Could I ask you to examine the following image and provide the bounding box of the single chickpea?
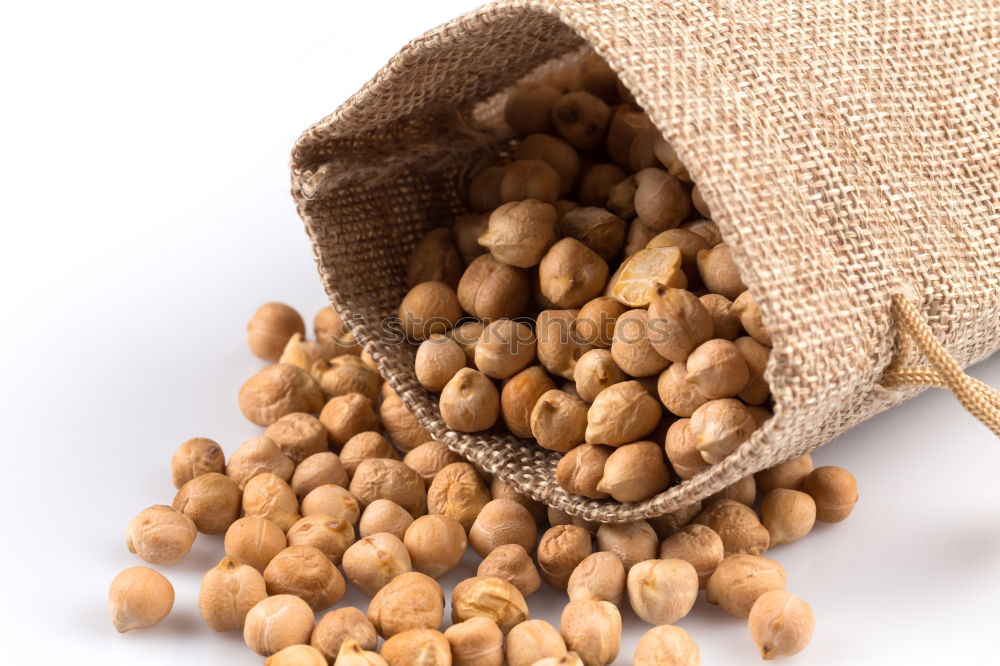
[336,638,388,666]
[573,349,627,403]
[320,355,381,402]
[301,484,360,524]
[224,516,287,571]
[606,104,654,169]
[694,499,770,556]
[470,498,538,557]
[451,576,530,633]
[264,545,345,611]
[759,489,816,546]
[658,524,724,589]
[477,544,542,597]
[683,217,721,246]
[647,286,714,363]
[490,477,546,523]
[653,137,692,182]
[518,134,580,198]
[707,474,758,507]
[398,281,462,341]
[536,309,593,380]
[264,645,327,666]
[505,85,561,137]
[480,199,558,267]
[415,335,466,392]
[427,461,491,530]
[690,398,758,464]
[451,320,484,364]
[343,532,412,596]
[690,183,710,217]
[597,441,672,503]
[379,387,432,452]
[311,607,378,662]
[558,207,626,261]
[633,625,700,666]
[646,228,709,287]
[452,212,491,263]
[732,290,772,346]
[551,91,612,151]
[244,594,315,656]
[476,318,537,379]
[367,571,445,638]
[699,293,742,340]
[579,52,619,101]
[556,444,613,499]
[530,389,588,452]
[606,175,637,219]
[696,244,746,300]
[626,558,698,625]
[499,159,562,204]
[402,441,463,487]
[501,366,556,438]
[538,238,609,309]
[198,557,267,632]
[532,653,586,666]
[314,306,362,356]
[755,454,813,493]
[226,435,295,490]
[126,505,197,565]
[287,514,355,565]
[748,589,816,660]
[291,452,349,498]
[380,629,451,666]
[457,254,531,320]
[734,336,771,404]
[800,466,858,522]
[566,551,626,606]
[248,302,306,361]
[340,431,399,477]
[349,458,426,516]
[596,521,658,572]
[171,437,225,488]
[319,392,381,449]
[612,246,686,309]
[665,418,709,479]
[445,617,504,666]
[264,413,328,464]
[560,600,621,666]
[633,168,690,231]
[406,227,464,290]
[706,554,787,618]
[610,309,671,377]
[108,566,174,633]
[239,364,326,427]
[575,297,627,349]
[173,472,242,534]
[403,514,468,579]
[279,332,333,380]
[359,499,414,540]
[685,338,750,399]
[657,362,709,417]
[506,619,568,666]
[242,472,301,532]
[624,218,659,256]
[440,368,500,433]
[585,381,662,446]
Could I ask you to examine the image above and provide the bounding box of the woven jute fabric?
[291,0,1000,522]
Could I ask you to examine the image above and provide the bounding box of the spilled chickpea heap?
[109,52,860,665]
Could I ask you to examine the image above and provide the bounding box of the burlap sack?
[290,0,1000,522]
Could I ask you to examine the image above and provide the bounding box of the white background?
[2,1,999,664]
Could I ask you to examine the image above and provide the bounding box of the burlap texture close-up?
[290,0,1000,523]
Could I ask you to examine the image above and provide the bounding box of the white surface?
[2,1,999,664]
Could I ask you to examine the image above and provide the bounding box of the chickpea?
[597,441,671,503]
[697,244,746,300]
[311,607,378,661]
[224,516,287,571]
[627,558,698,625]
[633,625,700,666]
[653,136,692,181]
[505,85,561,137]
[647,501,703,540]
[500,366,555,438]
[518,134,580,198]
[573,349,626,403]
[457,254,530,320]
[633,168,690,231]
[264,545,345,611]
[605,104,655,169]
[759,489,816,546]
[452,576,530,633]
[575,297,626,349]
[452,212,491,262]
[406,227,463,290]
[506,619,568,666]
[659,524,724,588]
[264,645,327,666]
[623,218,658,256]
[734,336,771,404]
[755,453,813,493]
[476,319,537,379]
[800,466,858,522]
[490,477,546,523]
[226,436,294,490]
[694,500,770,556]
[343,532,412,597]
[427,462,491,530]
[451,320,484,364]
[301,484,360,524]
[198,557,266,632]
[707,474,758,507]
[656,363,708,417]
[287,514,355,565]
[566,551,626,606]
[612,246,686,308]
[126,505,197,565]
[336,638,388,666]
[404,514,468,579]
[705,554,786,618]
[439,368,500,433]
[108,566,174,633]
[445,617,504,666]
[379,387,432,452]
[470,498,538,557]
[380,629,451,666]
[367,571,445,638]
[748,589,816,660]
[171,437,225,489]
[340,431,399,477]
[558,207,626,261]
[480,199,558,267]
[173,472,241,535]
[585,381,662,446]
[242,472,301,531]
[610,309,670,377]
[415,335,466,392]
[538,238,609,309]
[291,452,349,498]
[263,413,328,464]
[359,499,414,540]
[320,354,381,403]
[578,163,627,207]
[690,398,758,464]
[239,364,326,427]
[402,441,463,487]
[477,544,542,597]
[536,309,593,380]
[699,293,742,340]
[560,600,621,666]
[732,289,772,346]
[314,306,362,356]
[664,418,707,479]
[499,159,561,204]
[349,458,426,516]
[596,521,658,571]
[535,524,592,590]
[551,91,612,151]
[319,393,381,450]
[248,302,306,361]
[398,281,462,341]
[530,389,588,452]
[647,286,714,363]
[244,595,315,656]
[556,444,613,499]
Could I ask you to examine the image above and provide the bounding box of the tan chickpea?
[415,335,466,392]
[613,246,686,308]
[359,499,414,540]
[610,309,670,377]
[596,520,658,571]
[458,254,531,320]
[632,168,690,232]
[224,516,287,571]
[690,398,758,464]
[734,336,771,404]
[380,387,432,452]
[171,437,225,488]
[655,523,719,591]
[335,638,388,666]
[579,52,618,100]
[343,532,412,597]
[748,589,816,660]
[320,355,381,403]
[291,452,349,498]
[264,545,344,611]
[697,244,746,300]
[518,133,580,197]
[380,629,451,666]
[427,462,491,530]
[538,238,609,309]
[532,652,587,666]
[398,281,462,341]
[262,413,326,464]
[694,499,770,556]
[707,474,758,506]
[801,466,859,522]
[656,363,708,418]
[406,227,464,290]
[606,104,654,169]
[551,91,612,151]
[108,566,174,633]
[646,228,710,285]
[403,514,468,579]
[126,505,196,565]
[319,392,381,450]
[596,441,671,503]
[759,489,816,546]
[647,500,703,540]
[452,212,491,262]
[646,286,714,363]
[705,554,786,618]
[499,159,561,204]
[558,207,626,261]
[755,454,813,493]
[244,594,315,656]
[505,84,561,136]
[198,557,266,632]
[500,366,556,438]
[311,607,378,661]
[566,551,626,606]
[264,645,327,666]
[536,309,593,380]
[367,571,445,638]
[633,625,700,666]
[301,484,360,524]
[476,319,537,380]
[624,218,658,256]
[732,289,772,346]
[506,619,568,666]
[444,617,504,666]
[573,349,627,403]
[402,441,462,487]
[652,136,692,181]
[287,514,355,564]
[173,472,241,534]
[560,600,621,666]
[627,558,698,625]
[477,544,542,597]
[529,389,588,452]
[664,419,708,479]
[556,444,613,499]
[349,458,426,516]
[470,498,538,557]
[490,477,546,523]
[314,306,362,356]
[239,364,325,427]
[575,297,627,350]
[243,473,301,532]
[585,381,661,446]
[685,339,750,399]
[690,183,710,217]
[480,199,558,267]
[226,436,294,490]
[606,175,637,219]
[248,302,306,362]
[439,368,500,433]
[279,330,332,381]
[452,576,530,633]
[699,293,742,340]
[449,321,483,366]
[340,431,399,477]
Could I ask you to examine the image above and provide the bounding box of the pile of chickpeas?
[108,53,861,665]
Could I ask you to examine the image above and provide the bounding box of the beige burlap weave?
[290,0,1000,522]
